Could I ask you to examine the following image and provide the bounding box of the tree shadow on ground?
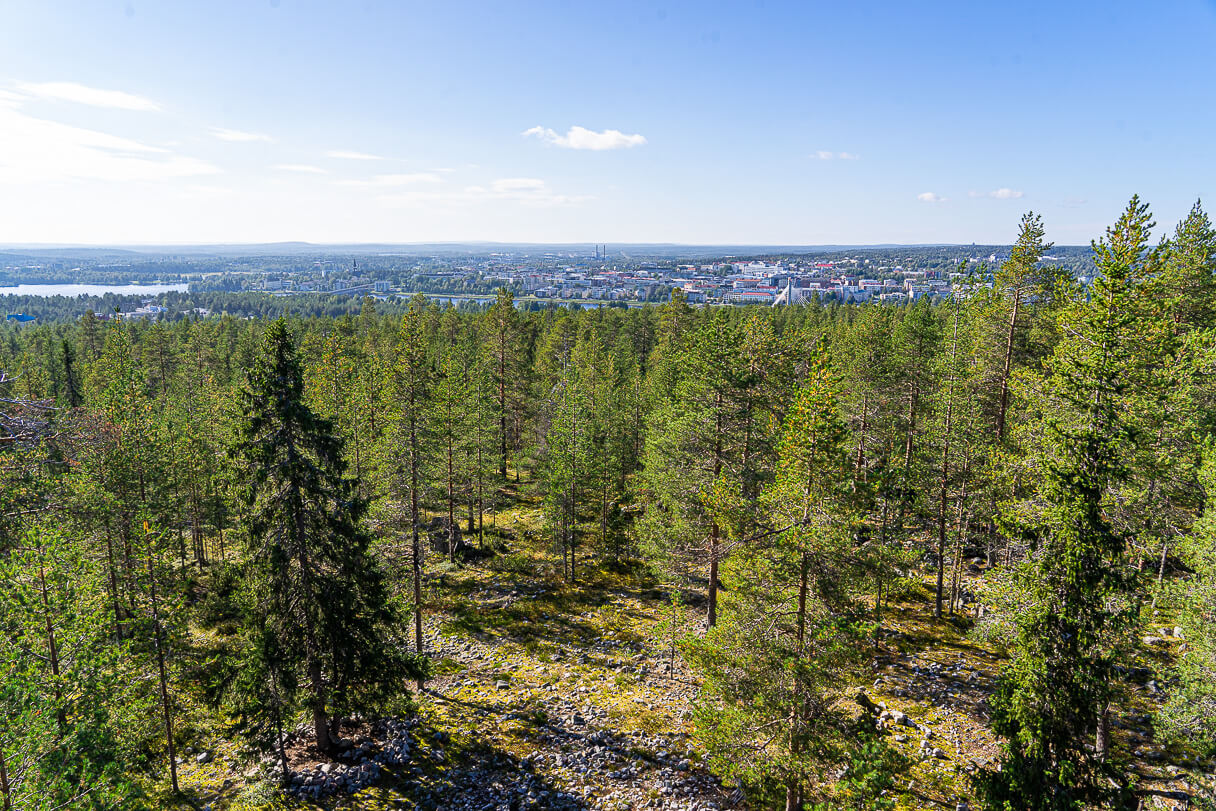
[318,712,592,811]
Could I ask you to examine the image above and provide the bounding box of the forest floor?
[153,500,1215,811]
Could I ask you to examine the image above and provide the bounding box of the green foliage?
[226,318,421,756]
[2,200,1215,806]
[810,736,908,811]
[652,588,686,676]
[979,197,1163,810]
[687,347,874,808]
[0,524,147,808]
[1159,439,1216,753]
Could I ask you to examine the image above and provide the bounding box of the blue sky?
[1,0,1213,245]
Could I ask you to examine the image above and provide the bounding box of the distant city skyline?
[1,0,1213,246]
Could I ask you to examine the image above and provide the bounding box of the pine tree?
[536,319,600,580]
[486,288,524,479]
[687,346,872,809]
[1157,200,1216,335]
[637,310,790,626]
[386,298,433,662]
[430,346,473,562]
[981,198,1159,809]
[992,214,1056,442]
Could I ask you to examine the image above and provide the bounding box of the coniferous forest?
[6,197,1216,810]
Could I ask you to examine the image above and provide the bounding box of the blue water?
[0,283,189,297]
[422,296,494,306]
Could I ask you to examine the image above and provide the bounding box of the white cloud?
[273,164,327,174]
[210,127,275,143]
[326,149,383,160]
[970,188,1024,200]
[523,125,647,151]
[491,177,545,193]
[377,177,589,208]
[13,80,159,111]
[338,172,444,187]
[812,150,859,160]
[0,102,218,183]
[917,192,946,203]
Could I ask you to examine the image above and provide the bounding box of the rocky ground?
[165,540,1216,810]
[410,573,740,811]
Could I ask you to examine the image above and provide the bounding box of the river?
[0,283,189,297]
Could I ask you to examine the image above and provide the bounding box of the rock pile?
[283,717,414,800]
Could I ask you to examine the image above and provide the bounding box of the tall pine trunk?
[707,399,724,628]
[0,739,10,811]
[446,428,456,564]
[498,339,508,478]
[936,301,960,618]
[35,544,66,734]
[996,289,1020,443]
[144,528,179,792]
[410,410,424,686]
[785,552,810,811]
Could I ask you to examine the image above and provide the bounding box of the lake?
[0,283,189,297]
[422,295,495,306]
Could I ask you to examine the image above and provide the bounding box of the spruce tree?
[230,319,416,755]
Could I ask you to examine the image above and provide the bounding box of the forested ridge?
[4,197,1216,810]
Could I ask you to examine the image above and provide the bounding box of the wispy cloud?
[491,177,545,193]
[811,150,859,160]
[523,125,647,151]
[917,192,946,203]
[0,96,217,183]
[378,177,589,208]
[969,188,1024,200]
[338,172,444,188]
[210,127,275,143]
[13,80,160,111]
[273,164,327,174]
[326,149,383,160]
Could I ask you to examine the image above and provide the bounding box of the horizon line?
[0,240,1092,251]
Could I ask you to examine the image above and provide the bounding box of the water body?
[0,283,189,297]
[422,295,495,306]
